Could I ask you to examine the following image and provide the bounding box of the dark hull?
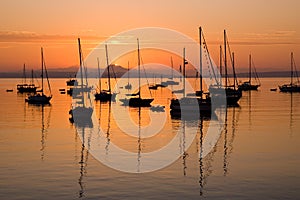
[170,97,212,119]
[209,86,242,105]
[94,92,116,102]
[128,98,154,107]
[279,84,300,92]
[17,84,37,93]
[66,79,78,86]
[238,83,260,91]
[26,94,52,104]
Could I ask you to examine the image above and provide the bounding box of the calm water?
[0,77,300,199]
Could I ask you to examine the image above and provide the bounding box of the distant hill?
[0,64,298,78]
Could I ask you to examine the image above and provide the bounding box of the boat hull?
[238,82,260,91]
[209,86,242,105]
[17,84,37,93]
[26,94,52,104]
[128,98,154,107]
[279,84,300,92]
[95,92,117,102]
[170,97,212,119]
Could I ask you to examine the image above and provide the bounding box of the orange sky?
[0,0,299,72]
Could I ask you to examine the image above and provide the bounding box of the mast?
[31,69,34,85]
[23,63,26,84]
[224,30,228,88]
[291,52,293,85]
[232,52,236,89]
[249,54,252,84]
[137,38,141,99]
[171,56,174,80]
[41,48,44,95]
[183,48,186,97]
[199,26,203,99]
[219,45,222,86]
[127,61,130,85]
[97,57,101,91]
[105,44,111,94]
[78,38,84,105]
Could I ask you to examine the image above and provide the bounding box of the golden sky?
[0,0,299,72]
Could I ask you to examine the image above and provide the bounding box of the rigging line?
[43,53,52,95]
[251,58,261,85]
[226,37,237,87]
[292,55,300,83]
[201,31,219,85]
[140,55,153,98]
[110,63,120,93]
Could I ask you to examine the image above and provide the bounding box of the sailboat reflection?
[74,119,93,198]
[27,104,52,160]
[196,117,219,196]
[223,106,239,176]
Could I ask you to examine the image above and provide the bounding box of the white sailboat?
[69,38,93,124]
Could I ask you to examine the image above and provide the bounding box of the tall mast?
[171,56,174,80]
[199,26,203,99]
[78,38,84,105]
[249,54,252,84]
[97,57,101,91]
[105,44,111,94]
[224,30,228,88]
[232,52,236,89]
[31,69,34,85]
[137,38,141,99]
[291,52,293,85]
[219,45,222,86]
[183,48,186,98]
[23,63,26,84]
[41,47,44,95]
[127,61,130,85]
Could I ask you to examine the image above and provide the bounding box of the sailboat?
[148,74,158,90]
[124,61,132,90]
[238,54,261,91]
[69,38,93,124]
[94,44,117,102]
[66,74,78,86]
[161,56,179,86]
[170,46,212,118]
[17,64,37,93]
[26,48,52,104]
[209,30,242,105]
[120,39,154,107]
[279,52,300,92]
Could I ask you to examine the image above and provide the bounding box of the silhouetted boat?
[148,74,158,90]
[124,61,132,90]
[69,38,93,122]
[17,64,37,93]
[279,52,300,92]
[94,45,117,102]
[161,56,179,86]
[150,105,165,112]
[6,89,13,92]
[238,54,261,91]
[120,39,153,107]
[26,48,52,104]
[66,77,78,86]
[209,30,242,105]
[170,44,212,118]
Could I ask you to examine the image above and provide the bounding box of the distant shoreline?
[0,70,297,78]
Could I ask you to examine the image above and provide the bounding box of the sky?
[0,0,299,72]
